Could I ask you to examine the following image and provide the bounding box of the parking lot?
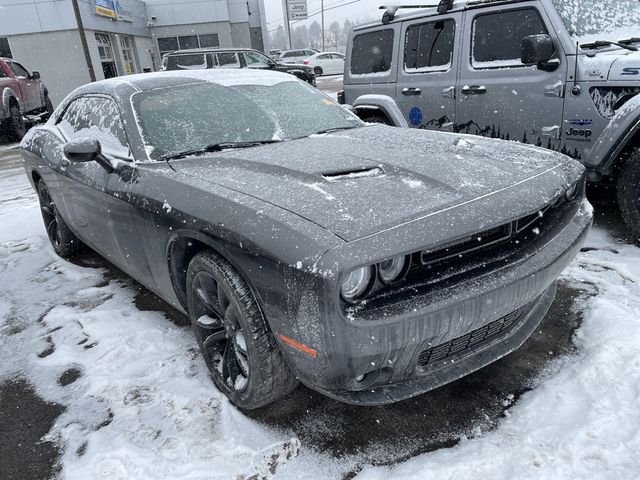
[1,80,640,478]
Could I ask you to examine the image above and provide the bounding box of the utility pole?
[280,0,293,49]
[71,0,96,81]
[321,0,325,52]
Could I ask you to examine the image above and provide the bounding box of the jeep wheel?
[617,150,640,244]
[314,66,323,76]
[7,104,26,141]
[36,180,84,258]
[186,251,298,409]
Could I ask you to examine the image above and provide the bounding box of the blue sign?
[409,107,423,126]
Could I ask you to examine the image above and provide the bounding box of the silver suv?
[342,0,640,241]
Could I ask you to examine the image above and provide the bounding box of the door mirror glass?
[521,34,554,65]
[64,139,102,163]
[30,71,41,80]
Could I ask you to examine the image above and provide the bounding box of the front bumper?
[279,199,592,405]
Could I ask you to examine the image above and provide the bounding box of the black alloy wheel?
[36,180,83,257]
[186,251,298,409]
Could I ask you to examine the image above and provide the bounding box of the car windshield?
[552,0,640,42]
[132,80,362,160]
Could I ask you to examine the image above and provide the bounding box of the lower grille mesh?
[417,303,531,368]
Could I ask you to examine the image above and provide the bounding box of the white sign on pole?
[287,0,308,20]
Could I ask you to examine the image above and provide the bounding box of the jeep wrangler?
[341,0,640,241]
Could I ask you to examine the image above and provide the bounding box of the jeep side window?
[472,8,548,68]
[404,19,455,72]
[350,29,395,75]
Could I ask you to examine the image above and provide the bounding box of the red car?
[0,57,53,141]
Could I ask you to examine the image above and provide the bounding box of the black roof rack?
[379,0,454,24]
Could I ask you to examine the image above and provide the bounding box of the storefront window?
[119,36,137,74]
[158,34,220,58]
[0,37,11,58]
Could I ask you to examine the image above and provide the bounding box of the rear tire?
[617,150,640,244]
[36,180,84,258]
[6,103,26,141]
[314,66,323,76]
[186,251,298,409]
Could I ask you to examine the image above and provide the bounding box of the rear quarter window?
[166,54,207,70]
[350,29,395,75]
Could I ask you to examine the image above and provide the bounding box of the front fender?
[586,93,640,174]
[2,86,23,114]
[352,94,409,128]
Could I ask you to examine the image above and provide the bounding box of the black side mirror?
[64,138,102,163]
[64,139,116,173]
[521,34,557,71]
[30,71,41,80]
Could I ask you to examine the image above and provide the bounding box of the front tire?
[186,251,298,409]
[617,150,640,244]
[36,180,84,258]
[6,104,26,141]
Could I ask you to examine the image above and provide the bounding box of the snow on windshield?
[553,0,640,42]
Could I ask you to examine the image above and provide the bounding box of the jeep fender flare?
[352,95,409,128]
[587,94,640,176]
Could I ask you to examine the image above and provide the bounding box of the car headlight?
[341,266,373,302]
[378,255,408,284]
[566,183,578,200]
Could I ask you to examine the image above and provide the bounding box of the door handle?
[441,86,455,99]
[461,85,487,95]
[402,87,422,96]
[541,125,561,140]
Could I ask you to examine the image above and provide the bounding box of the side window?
[317,54,329,60]
[58,97,129,157]
[244,51,270,66]
[404,19,455,73]
[217,52,240,68]
[350,29,395,75]
[472,8,549,68]
[166,54,207,70]
[8,62,29,77]
[332,53,345,60]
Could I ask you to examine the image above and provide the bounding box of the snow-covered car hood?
[169,125,583,242]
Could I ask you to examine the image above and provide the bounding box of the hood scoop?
[321,166,384,182]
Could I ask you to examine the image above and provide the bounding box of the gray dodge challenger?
[20,70,592,409]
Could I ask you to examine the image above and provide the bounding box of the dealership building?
[0,0,268,105]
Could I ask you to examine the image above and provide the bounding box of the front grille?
[417,302,531,368]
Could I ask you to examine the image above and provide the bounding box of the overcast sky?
[262,0,388,33]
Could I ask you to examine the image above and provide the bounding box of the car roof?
[353,0,529,31]
[167,47,258,55]
[67,69,298,100]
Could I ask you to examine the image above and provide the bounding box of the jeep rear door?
[395,11,461,132]
[456,2,567,150]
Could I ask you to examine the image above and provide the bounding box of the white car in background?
[304,52,345,76]
[279,49,319,64]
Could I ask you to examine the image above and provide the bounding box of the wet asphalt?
[0,110,632,479]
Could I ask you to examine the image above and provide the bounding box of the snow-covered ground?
[1,143,640,479]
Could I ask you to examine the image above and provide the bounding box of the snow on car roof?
[77,69,298,94]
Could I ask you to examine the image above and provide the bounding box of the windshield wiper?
[162,140,281,160]
[580,40,639,52]
[314,126,360,135]
[619,37,640,46]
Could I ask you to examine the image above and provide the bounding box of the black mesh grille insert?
[417,302,531,368]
